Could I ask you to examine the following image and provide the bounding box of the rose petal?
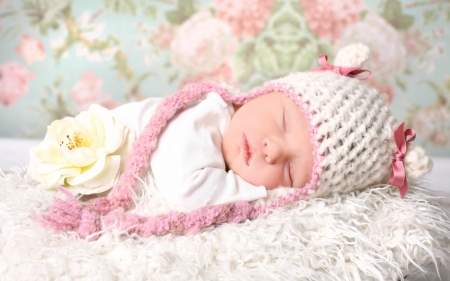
[90,104,114,131]
[31,144,65,164]
[60,146,97,167]
[34,162,72,175]
[104,120,127,153]
[41,167,80,188]
[67,155,121,195]
[66,149,108,186]
[88,104,127,153]
[75,110,105,151]
[75,110,99,137]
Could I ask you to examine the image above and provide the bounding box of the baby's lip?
[242,133,252,166]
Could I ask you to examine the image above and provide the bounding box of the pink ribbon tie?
[310,55,372,80]
[389,122,416,198]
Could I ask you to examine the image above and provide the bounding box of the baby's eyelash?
[283,108,287,132]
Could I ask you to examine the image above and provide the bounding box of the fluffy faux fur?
[1,166,449,281]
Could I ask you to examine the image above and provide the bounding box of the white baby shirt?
[110,92,267,211]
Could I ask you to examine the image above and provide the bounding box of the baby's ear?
[404,145,433,180]
[334,43,370,68]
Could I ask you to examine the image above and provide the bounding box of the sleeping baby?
[30,44,433,238]
[109,90,313,212]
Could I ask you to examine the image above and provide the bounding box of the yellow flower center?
[60,132,83,150]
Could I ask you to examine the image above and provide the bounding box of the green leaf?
[0,25,23,39]
[395,77,406,91]
[22,0,69,35]
[360,10,368,20]
[423,9,438,24]
[383,0,402,20]
[208,7,215,16]
[103,0,137,15]
[144,5,158,19]
[444,77,450,92]
[54,76,66,88]
[421,80,449,101]
[168,70,179,84]
[289,1,302,14]
[179,0,195,16]
[165,0,196,25]
[446,4,450,21]
[381,0,414,30]
[135,72,153,84]
[254,40,276,72]
[398,14,414,30]
[44,86,52,96]
[316,41,335,61]
[165,10,181,25]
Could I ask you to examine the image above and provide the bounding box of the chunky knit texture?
[38,47,432,239]
[267,72,399,198]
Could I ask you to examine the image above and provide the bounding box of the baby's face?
[222,92,314,190]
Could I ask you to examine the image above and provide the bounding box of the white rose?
[28,104,134,195]
[340,13,407,79]
[170,10,236,74]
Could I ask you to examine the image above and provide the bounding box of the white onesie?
[111,92,267,211]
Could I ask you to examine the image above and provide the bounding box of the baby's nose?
[263,138,285,164]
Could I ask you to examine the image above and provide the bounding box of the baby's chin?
[264,184,280,190]
[241,175,282,190]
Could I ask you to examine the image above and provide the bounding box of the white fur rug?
[1,167,450,281]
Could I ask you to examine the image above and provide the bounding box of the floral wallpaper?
[0,0,449,156]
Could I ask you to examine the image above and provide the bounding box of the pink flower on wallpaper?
[412,106,450,147]
[151,24,175,49]
[179,63,233,89]
[431,132,448,146]
[301,0,364,41]
[170,10,236,74]
[0,62,35,106]
[71,72,105,105]
[341,13,407,79]
[71,72,119,110]
[213,0,274,39]
[402,28,430,56]
[15,35,46,65]
[99,99,120,110]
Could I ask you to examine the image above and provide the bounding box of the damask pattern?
[0,0,449,155]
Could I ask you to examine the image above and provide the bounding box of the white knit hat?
[259,43,432,198]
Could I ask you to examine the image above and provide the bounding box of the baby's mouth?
[242,133,252,166]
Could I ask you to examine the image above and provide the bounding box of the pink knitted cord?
[39,81,322,238]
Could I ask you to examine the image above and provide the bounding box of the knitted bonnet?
[39,44,432,239]
[260,44,432,199]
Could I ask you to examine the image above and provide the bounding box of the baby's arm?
[181,167,267,210]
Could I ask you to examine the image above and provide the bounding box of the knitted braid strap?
[38,81,321,238]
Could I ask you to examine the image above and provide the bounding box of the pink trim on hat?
[38,81,323,238]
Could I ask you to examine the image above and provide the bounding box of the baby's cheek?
[251,169,284,190]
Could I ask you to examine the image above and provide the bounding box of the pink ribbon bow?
[310,55,372,80]
[389,122,416,198]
